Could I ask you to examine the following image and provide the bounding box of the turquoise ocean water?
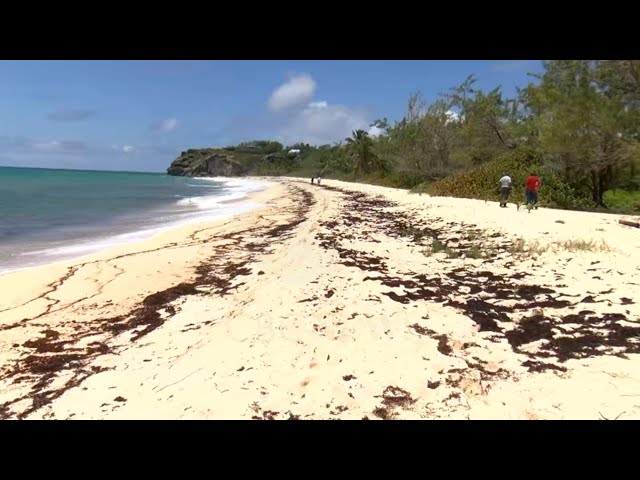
[0,167,266,273]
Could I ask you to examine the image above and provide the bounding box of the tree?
[345,130,386,176]
[595,60,640,189]
[415,99,461,174]
[374,92,451,178]
[237,140,283,154]
[317,142,348,175]
[595,60,640,107]
[524,60,638,206]
[446,76,519,166]
[407,91,427,123]
[370,118,391,135]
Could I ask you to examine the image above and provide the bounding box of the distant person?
[525,173,541,210]
[311,177,315,184]
[499,173,512,208]
[317,176,322,185]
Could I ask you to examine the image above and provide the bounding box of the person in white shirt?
[499,173,512,208]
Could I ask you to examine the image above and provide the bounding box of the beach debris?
[252,410,279,420]
[619,218,640,228]
[436,335,453,355]
[599,411,626,420]
[409,323,437,336]
[372,407,391,419]
[298,296,318,303]
[379,386,415,408]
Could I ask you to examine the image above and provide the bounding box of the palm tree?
[345,129,384,177]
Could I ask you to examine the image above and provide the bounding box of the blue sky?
[0,60,543,172]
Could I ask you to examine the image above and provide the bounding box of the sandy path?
[1,178,639,420]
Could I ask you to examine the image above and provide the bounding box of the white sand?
[1,178,639,420]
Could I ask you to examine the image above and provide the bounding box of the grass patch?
[464,229,487,242]
[509,238,611,257]
[427,236,495,259]
[432,240,447,253]
[560,239,611,252]
[445,247,462,259]
[398,226,435,243]
[466,245,484,259]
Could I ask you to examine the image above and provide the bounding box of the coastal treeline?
[217,61,640,214]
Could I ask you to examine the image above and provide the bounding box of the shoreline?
[0,177,273,277]
[0,180,284,320]
[1,178,639,420]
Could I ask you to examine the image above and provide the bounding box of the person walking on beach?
[525,173,541,210]
[499,173,512,208]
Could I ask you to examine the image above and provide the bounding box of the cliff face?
[167,145,302,178]
[167,151,249,177]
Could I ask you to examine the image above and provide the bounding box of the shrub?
[379,171,429,189]
[604,190,640,213]
[413,147,592,210]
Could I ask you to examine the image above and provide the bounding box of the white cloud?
[445,110,461,123]
[278,100,371,145]
[151,117,178,133]
[0,137,179,171]
[30,140,86,154]
[109,144,136,154]
[223,73,378,146]
[268,74,316,112]
[32,140,61,151]
[367,125,386,137]
[308,101,328,109]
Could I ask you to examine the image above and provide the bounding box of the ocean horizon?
[0,166,267,274]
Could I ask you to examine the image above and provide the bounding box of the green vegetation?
[175,60,640,215]
[413,147,593,210]
[466,245,484,259]
[509,238,611,257]
[604,190,640,213]
[174,141,306,176]
[178,147,264,169]
[431,239,447,253]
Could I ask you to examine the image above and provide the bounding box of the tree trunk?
[598,171,607,207]
[619,219,640,228]
[591,166,612,208]
[591,170,604,207]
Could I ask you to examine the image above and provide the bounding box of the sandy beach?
[1,178,639,420]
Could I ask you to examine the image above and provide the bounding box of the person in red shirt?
[525,173,541,209]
